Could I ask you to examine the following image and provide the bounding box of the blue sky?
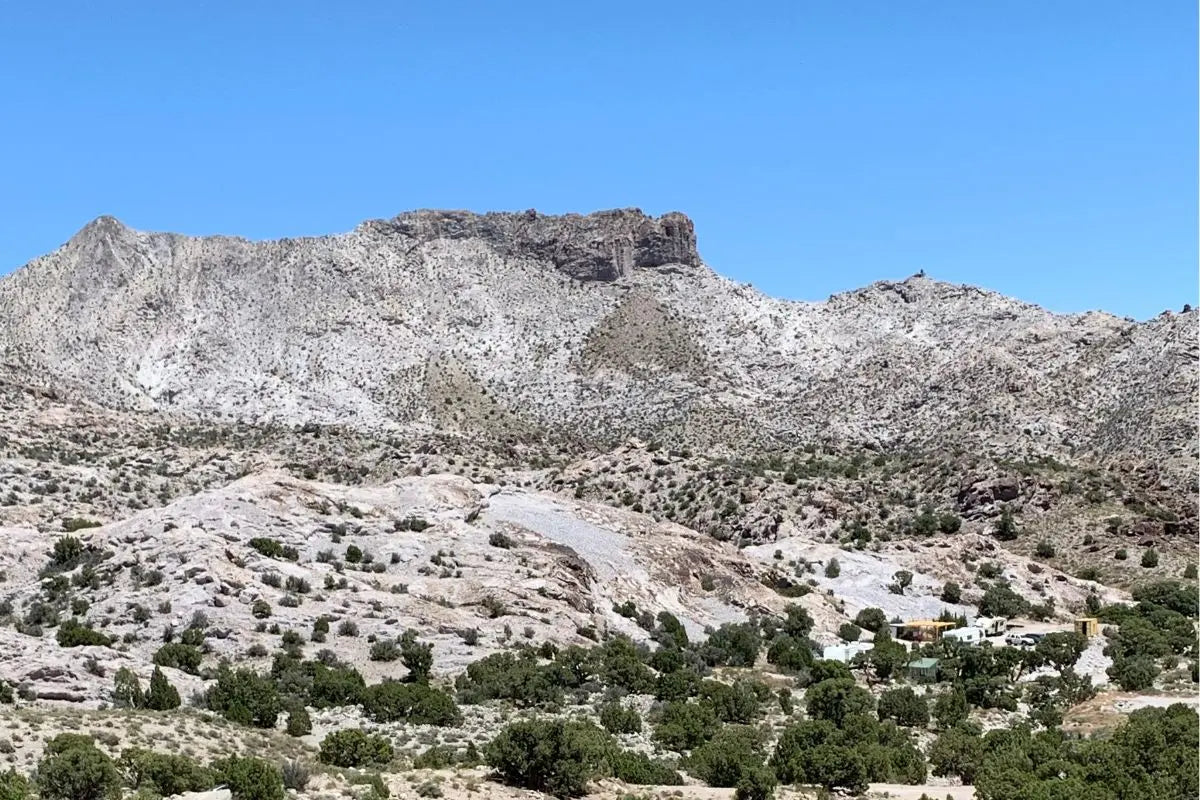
[1,2,1194,319]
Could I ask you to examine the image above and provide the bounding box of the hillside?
[0,209,1195,800]
[1,210,1195,476]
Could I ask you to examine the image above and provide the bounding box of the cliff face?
[0,208,1194,485]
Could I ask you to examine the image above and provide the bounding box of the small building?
[943,626,985,645]
[889,620,957,643]
[822,642,874,663]
[1074,617,1100,638]
[907,657,940,682]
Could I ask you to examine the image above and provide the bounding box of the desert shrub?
[119,748,214,795]
[344,544,363,563]
[251,599,272,619]
[486,718,611,798]
[700,622,761,667]
[284,575,310,594]
[940,581,963,604]
[369,640,400,662]
[318,728,393,768]
[145,667,180,710]
[699,678,767,724]
[488,532,514,549]
[854,607,887,633]
[209,756,284,800]
[55,619,111,648]
[112,667,144,709]
[455,650,564,707]
[877,686,929,728]
[977,582,1030,618]
[653,700,719,751]
[927,725,983,783]
[598,701,642,734]
[805,678,875,726]
[361,681,461,726]
[687,725,767,788]
[400,630,433,683]
[933,686,969,729]
[206,667,281,728]
[280,760,310,791]
[286,705,312,736]
[337,619,359,637]
[0,770,29,800]
[608,750,682,785]
[248,537,298,561]
[1142,548,1160,568]
[825,558,841,578]
[36,735,120,800]
[153,643,202,674]
[993,505,1018,541]
[838,622,861,642]
[48,535,86,569]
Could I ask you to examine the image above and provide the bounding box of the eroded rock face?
[384,208,700,281]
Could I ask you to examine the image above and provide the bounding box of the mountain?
[1,209,1195,479]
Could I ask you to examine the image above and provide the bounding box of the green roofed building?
[907,657,940,682]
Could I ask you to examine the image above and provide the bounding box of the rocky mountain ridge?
[1,208,1194,487]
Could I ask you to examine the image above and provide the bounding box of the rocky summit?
[0,209,1195,800]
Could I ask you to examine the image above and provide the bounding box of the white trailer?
[943,626,985,645]
[975,617,1007,637]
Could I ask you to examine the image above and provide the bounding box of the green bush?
[361,681,461,726]
[286,705,312,736]
[977,582,1030,619]
[653,700,719,751]
[119,748,214,795]
[1142,548,1160,568]
[927,725,982,784]
[837,622,861,642]
[608,750,682,785]
[700,622,761,667]
[877,686,929,728]
[825,558,841,578]
[805,679,875,726]
[153,643,202,674]
[145,667,180,710]
[687,725,766,788]
[112,667,144,709]
[699,678,766,724]
[455,650,564,707]
[369,640,401,662]
[0,770,30,800]
[209,755,285,800]
[400,630,434,683]
[55,619,111,648]
[36,735,120,800]
[318,729,394,768]
[940,581,963,604]
[853,607,887,633]
[485,719,611,798]
[1035,540,1055,558]
[206,667,281,728]
[248,537,299,561]
[48,536,86,569]
[597,701,642,734]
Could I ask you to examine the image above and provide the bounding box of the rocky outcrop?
[383,208,700,281]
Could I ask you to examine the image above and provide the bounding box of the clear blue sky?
[1,2,1194,319]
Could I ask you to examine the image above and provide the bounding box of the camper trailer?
[975,617,1007,637]
[943,626,985,645]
